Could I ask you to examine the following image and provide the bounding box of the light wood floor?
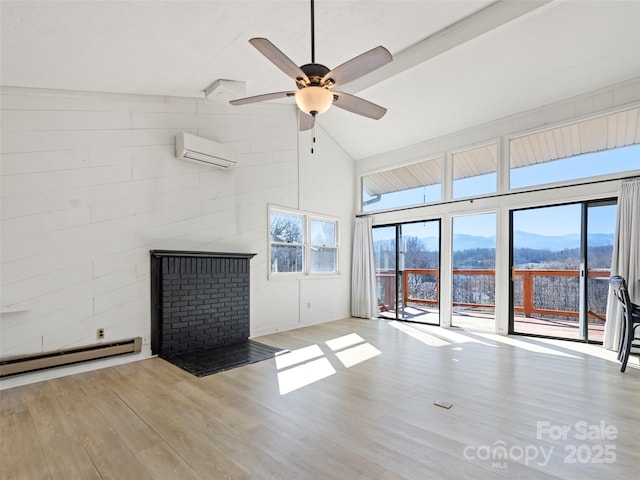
[386,305,606,341]
[1,318,639,480]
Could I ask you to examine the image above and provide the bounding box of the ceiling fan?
[229,0,393,132]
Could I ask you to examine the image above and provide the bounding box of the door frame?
[373,219,442,325]
[508,198,616,342]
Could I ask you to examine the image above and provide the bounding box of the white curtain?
[604,177,640,350]
[351,216,378,318]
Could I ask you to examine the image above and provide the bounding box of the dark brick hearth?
[150,250,256,357]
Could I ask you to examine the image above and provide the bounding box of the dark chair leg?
[620,318,636,373]
[617,320,626,362]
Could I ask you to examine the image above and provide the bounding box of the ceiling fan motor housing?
[298,63,332,87]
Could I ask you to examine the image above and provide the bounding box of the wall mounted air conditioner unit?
[175,132,237,169]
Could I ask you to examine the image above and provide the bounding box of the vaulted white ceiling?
[2,0,639,160]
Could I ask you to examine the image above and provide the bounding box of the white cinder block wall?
[0,87,354,387]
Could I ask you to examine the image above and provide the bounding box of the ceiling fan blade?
[229,91,294,106]
[322,46,392,87]
[249,38,310,84]
[332,92,387,120]
[299,112,315,131]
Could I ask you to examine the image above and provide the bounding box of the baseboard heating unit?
[0,337,142,378]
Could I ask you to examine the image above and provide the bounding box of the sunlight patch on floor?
[388,321,451,347]
[325,333,365,351]
[334,342,381,368]
[275,344,323,370]
[389,321,497,347]
[474,333,581,358]
[521,336,639,366]
[325,332,381,368]
[276,333,382,395]
[277,357,336,395]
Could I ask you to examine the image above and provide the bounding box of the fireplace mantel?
[150,250,256,260]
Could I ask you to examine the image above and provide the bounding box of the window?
[270,211,305,273]
[361,156,442,212]
[310,219,337,273]
[510,107,640,189]
[269,207,339,276]
[452,143,497,198]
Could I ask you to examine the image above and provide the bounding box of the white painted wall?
[250,123,355,336]
[0,87,354,387]
[355,78,640,334]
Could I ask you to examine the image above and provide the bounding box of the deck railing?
[376,268,611,320]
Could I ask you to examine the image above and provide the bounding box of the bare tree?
[270,214,303,272]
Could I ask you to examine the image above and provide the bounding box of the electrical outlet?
[97,328,104,340]
[142,335,150,345]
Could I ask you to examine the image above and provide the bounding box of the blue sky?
[510,144,639,189]
[453,213,496,237]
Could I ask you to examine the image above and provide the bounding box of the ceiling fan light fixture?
[229,0,392,130]
[295,86,333,116]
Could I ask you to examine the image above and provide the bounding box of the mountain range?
[407,231,614,252]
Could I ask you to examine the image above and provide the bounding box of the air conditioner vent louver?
[175,132,237,169]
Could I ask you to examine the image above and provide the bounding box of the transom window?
[452,143,498,198]
[360,107,639,213]
[361,156,442,212]
[510,107,640,189]
[269,207,339,276]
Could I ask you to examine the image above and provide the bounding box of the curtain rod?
[355,174,639,218]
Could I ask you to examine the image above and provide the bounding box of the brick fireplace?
[150,250,256,358]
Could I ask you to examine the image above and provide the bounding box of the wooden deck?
[1,318,638,479]
[378,268,610,342]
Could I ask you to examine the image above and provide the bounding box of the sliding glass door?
[585,202,618,341]
[510,200,615,342]
[373,220,440,324]
[372,226,397,320]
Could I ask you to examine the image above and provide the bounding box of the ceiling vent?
[175,132,237,169]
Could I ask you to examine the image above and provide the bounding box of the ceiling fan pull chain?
[311,117,316,154]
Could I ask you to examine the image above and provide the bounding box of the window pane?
[271,213,303,244]
[451,213,496,332]
[453,172,497,198]
[510,107,640,189]
[311,247,337,273]
[452,144,497,198]
[362,157,442,212]
[271,245,304,273]
[362,185,441,212]
[310,220,336,247]
[511,144,640,189]
[512,204,582,340]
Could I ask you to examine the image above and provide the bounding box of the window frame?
[451,141,499,200]
[507,106,640,191]
[359,155,443,213]
[309,216,339,275]
[269,209,306,275]
[268,206,340,278]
